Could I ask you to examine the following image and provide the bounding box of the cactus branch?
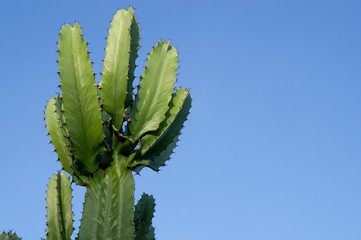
[128,40,179,143]
[125,11,141,111]
[134,193,156,240]
[45,95,73,175]
[140,88,190,156]
[46,172,74,240]
[57,23,105,175]
[100,7,135,132]
[130,90,192,172]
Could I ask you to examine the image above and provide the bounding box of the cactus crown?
[45,6,191,186]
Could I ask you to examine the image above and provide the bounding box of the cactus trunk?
[79,154,135,240]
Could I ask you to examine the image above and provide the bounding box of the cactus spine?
[43,6,191,240]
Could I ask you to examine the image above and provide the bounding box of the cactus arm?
[45,95,88,185]
[125,12,141,111]
[45,96,73,175]
[134,194,156,240]
[129,40,179,143]
[57,23,105,175]
[46,172,74,240]
[139,88,189,156]
[146,93,191,171]
[99,7,135,131]
[129,92,191,172]
[0,231,21,240]
[79,155,134,240]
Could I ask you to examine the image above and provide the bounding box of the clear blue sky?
[1,0,361,239]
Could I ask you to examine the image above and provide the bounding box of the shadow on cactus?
[0,6,191,240]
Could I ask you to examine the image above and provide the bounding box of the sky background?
[0,0,361,239]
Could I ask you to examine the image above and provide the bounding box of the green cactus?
[2,6,190,239]
[134,194,156,240]
[46,172,74,240]
[44,6,190,240]
[0,231,21,240]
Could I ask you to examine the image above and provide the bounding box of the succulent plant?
[0,231,21,240]
[44,6,190,240]
[2,6,191,240]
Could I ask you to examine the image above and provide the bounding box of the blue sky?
[1,0,361,239]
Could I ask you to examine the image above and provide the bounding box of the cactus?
[44,6,190,240]
[45,172,74,239]
[134,194,156,240]
[0,231,21,240]
[2,7,190,239]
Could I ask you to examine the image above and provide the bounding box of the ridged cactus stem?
[78,154,135,240]
[46,172,74,240]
